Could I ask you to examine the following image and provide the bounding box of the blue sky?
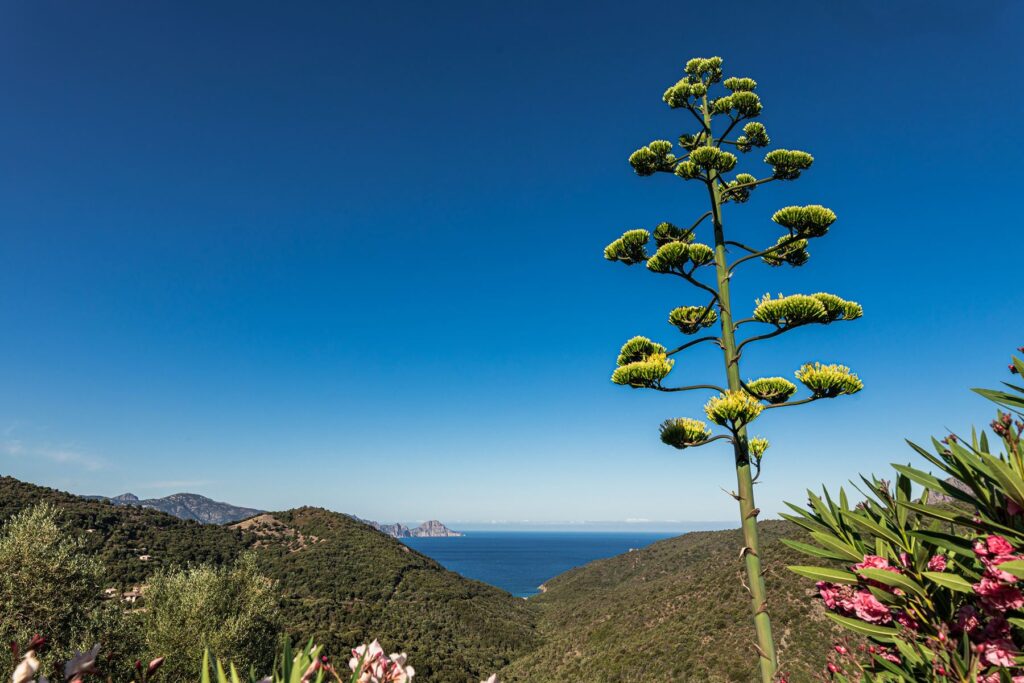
[1,1,1021,527]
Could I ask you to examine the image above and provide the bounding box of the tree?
[604,56,863,681]
[0,503,141,679]
[142,553,281,681]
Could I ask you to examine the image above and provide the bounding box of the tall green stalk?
[604,57,864,682]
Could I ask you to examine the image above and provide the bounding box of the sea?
[401,531,678,598]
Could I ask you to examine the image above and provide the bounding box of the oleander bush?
[786,348,1024,681]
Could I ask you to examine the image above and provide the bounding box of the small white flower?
[12,650,40,683]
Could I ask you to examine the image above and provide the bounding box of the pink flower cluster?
[348,641,415,683]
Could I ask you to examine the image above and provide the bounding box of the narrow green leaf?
[809,530,866,562]
[995,559,1024,579]
[787,565,859,584]
[922,571,973,593]
[780,538,851,562]
[825,612,899,642]
[859,567,926,597]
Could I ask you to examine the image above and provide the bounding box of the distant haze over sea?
[444,520,736,533]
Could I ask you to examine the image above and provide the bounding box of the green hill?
[502,520,840,683]
[0,477,536,682]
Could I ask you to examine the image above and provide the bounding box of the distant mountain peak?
[88,491,262,525]
[359,517,463,538]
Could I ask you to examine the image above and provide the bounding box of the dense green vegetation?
[500,520,841,682]
[0,478,536,682]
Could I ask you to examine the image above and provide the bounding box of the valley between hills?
[0,475,839,681]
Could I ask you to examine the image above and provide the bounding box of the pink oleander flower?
[850,590,892,624]
[974,578,1024,611]
[927,554,948,572]
[955,605,982,634]
[975,535,1015,559]
[817,582,856,612]
[12,650,41,683]
[981,639,1017,667]
[349,640,414,683]
[895,610,920,631]
[64,644,100,681]
[853,555,893,572]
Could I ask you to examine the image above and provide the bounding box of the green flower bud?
[711,96,734,116]
[810,293,862,322]
[764,149,814,180]
[646,242,690,273]
[662,79,694,109]
[746,377,797,404]
[668,306,718,335]
[748,437,769,458]
[616,336,666,366]
[771,205,836,237]
[753,293,828,327]
[689,146,737,173]
[761,236,809,267]
[674,161,701,180]
[660,418,712,449]
[795,362,863,397]
[653,221,694,247]
[603,229,650,265]
[684,57,723,83]
[629,140,677,176]
[704,390,764,426]
[611,352,674,388]
[678,133,702,150]
[723,77,757,92]
[736,122,769,153]
[729,92,762,118]
[686,242,714,266]
[724,173,758,203]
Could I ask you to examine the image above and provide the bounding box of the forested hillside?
[501,521,841,682]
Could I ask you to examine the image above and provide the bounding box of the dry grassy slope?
[502,520,840,683]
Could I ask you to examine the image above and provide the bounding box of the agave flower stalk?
[605,57,864,682]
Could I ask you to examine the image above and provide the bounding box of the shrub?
[785,348,1024,680]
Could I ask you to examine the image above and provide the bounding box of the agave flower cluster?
[788,350,1024,681]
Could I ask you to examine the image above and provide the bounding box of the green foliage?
[0,503,141,680]
[142,553,281,681]
[668,305,718,335]
[795,362,863,397]
[704,390,765,427]
[746,377,797,405]
[660,418,712,449]
[500,522,843,682]
[784,351,1024,680]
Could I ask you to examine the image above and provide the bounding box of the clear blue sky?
[2,1,1021,527]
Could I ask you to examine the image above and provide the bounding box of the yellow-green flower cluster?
[737,122,770,153]
[652,221,694,247]
[764,149,814,180]
[752,292,862,327]
[711,92,762,118]
[771,205,836,237]
[689,146,737,173]
[724,173,758,203]
[662,78,707,109]
[668,306,718,335]
[629,140,676,176]
[746,377,797,404]
[753,293,829,326]
[684,56,723,83]
[723,77,757,92]
[761,236,809,267]
[616,336,666,366]
[603,229,650,265]
[748,437,769,459]
[795,362,863,398]
[646,241,713,273]
[612,352,674,388]
[660,417,712,449]
[704,390,764,426]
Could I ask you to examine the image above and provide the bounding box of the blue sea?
[402,531,677,597]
